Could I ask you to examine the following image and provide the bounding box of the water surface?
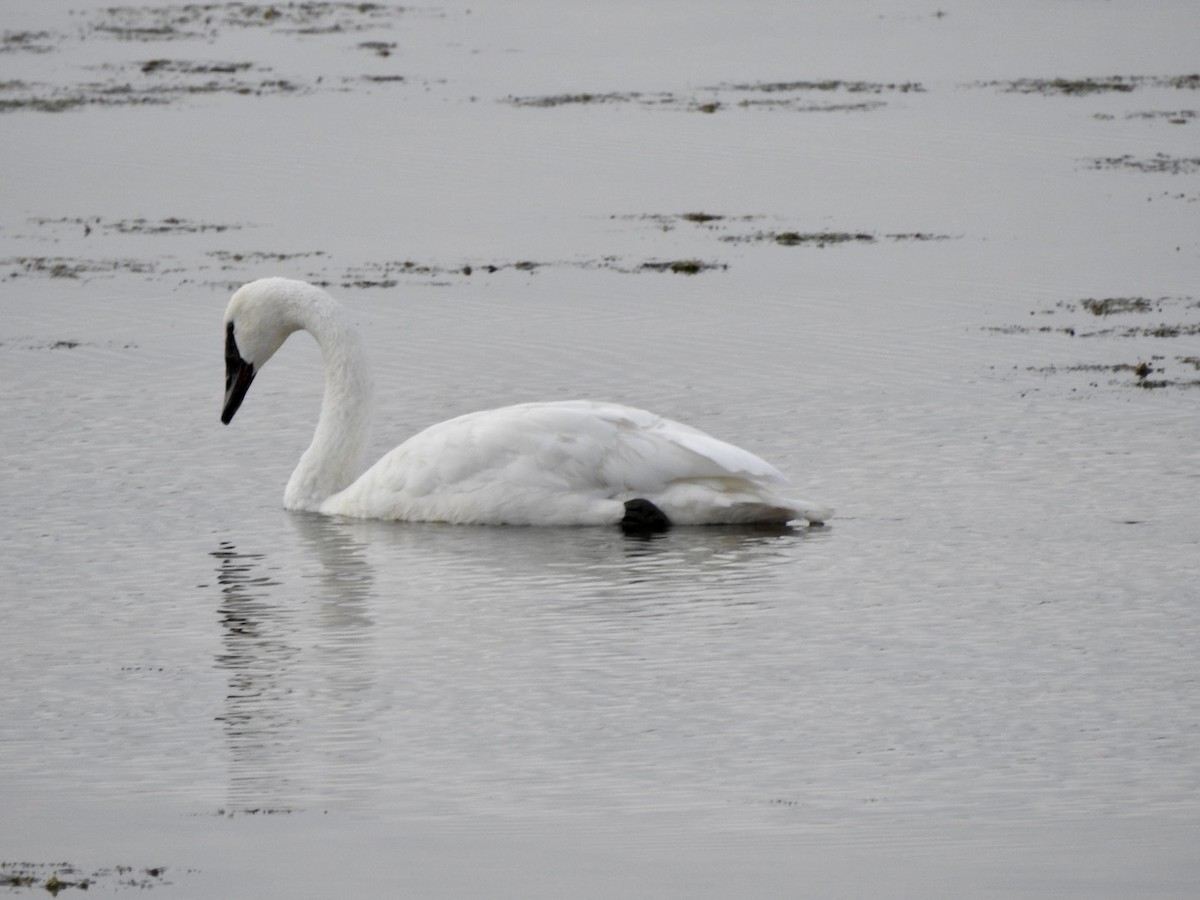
[2,1,1198,896]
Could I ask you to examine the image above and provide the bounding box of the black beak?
[222,322,256,425]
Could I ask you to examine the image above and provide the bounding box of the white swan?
[221,278,832,532]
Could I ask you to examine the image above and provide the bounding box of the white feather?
[222,278,832,527]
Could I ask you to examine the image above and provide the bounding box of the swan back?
[322,400,831,526]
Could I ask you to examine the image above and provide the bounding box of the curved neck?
[283,297,375,511]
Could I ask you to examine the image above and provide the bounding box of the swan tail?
[782,499,833,526]
[720,499,832,526]
[654,479,833,526]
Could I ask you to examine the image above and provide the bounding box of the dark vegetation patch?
[86,2,408,42]
[986,296,1199,337]
[209,250,324,262]
[722,80,917,111]
[609,212,765,232]
[137,58,253,75]
[507,79,923,114]
[1024,359,1195,390]
[2,256,158,279]
[1,861,176,893]
[1,30,56,53]
[981,74,1200,95]
[505,91,725,112]
[1,207,952,291]
[0,338,139,351]
[613,214,952,246]
[358,40,396,57]
[332,256,728,285]
[4,238,733,289]
[0,68,419,113]
[1087,154,1200,174]
[987,296,1200,389]
[208,249,326,267]
[714,80,922,112]
[0,91,96,114]
[111,217,241,235]
[206,253,734,289]
[733,98,887,113]
[771,231,873,246]
[1080,296,1155,316]
[505,91,657,108]
[639,259,726,275]
[1106,109,1197,124]
[335,258,477,287]
[0,4,417,112]
[722,230,951,246]
[0,70,307,112]
[885,232,952,242]
[716,79,925,94]
[32,216,246,236]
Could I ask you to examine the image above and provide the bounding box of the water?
[2,1,1199,896]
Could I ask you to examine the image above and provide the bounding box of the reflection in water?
[210,521,380,813]
[197,515,1200,829]
[205,518,831,820]
[295,520,837,820]
[287,514,381,808]
[332,518,822,620]
[289,512,373,633]
[210,541,298,812]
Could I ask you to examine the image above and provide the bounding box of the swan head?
[221,277,313,424]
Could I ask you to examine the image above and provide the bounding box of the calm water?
[2,1,1198,896]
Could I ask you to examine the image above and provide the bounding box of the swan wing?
[549,401,788,488]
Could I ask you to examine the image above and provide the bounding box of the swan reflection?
[211,540,299,812]
[322,518,822,620]
[210,524,378,813]
[208,517,826,818]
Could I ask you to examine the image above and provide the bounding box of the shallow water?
[2,1,1199,896]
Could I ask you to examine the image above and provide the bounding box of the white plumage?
[221,278,831,529]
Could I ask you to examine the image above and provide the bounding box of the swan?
[221,277,832,532]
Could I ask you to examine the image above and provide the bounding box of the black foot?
[621,499,672,535]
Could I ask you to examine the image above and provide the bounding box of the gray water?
[2,1,1199,896]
